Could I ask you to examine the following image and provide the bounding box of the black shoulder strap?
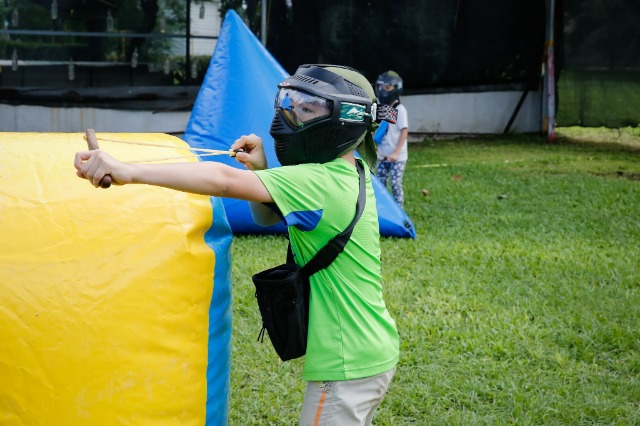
[298,160,367,278]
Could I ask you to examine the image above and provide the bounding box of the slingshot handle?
[85,129,112,189]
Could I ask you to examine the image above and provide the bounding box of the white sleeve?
[396,105,409,130]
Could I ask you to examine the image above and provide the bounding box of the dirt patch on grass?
[594,171,640,180]
[557,127,640,149]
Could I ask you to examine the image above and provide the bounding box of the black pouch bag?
[252,161,366,361]
[252,263,309,361]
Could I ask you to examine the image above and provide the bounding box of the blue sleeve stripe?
[283,209,323,231]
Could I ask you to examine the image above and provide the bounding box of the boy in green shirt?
[75,64,399,425]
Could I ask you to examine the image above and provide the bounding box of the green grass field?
[228,128,640,425]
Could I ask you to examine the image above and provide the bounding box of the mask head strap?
[374,103,398,124]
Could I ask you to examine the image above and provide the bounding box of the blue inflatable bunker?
[184,10,415,239]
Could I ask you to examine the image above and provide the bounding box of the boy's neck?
[340,151,356,166]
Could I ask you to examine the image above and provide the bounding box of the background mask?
[375,70,404,106]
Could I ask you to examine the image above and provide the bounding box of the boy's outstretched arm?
[231,134,281,226]
[74,134,273,203]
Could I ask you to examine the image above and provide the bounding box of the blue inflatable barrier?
[184,10,415,239]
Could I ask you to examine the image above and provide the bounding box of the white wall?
[0,104,191,134]
[190,1,223,56]
[1,89,542,136]
[403,89,542,139]
[171,0,222,58]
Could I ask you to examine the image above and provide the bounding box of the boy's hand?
[231,134,268,171]
[74,149,132,188]
[386,152,399,162]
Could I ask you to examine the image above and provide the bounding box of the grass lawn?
[228,128,640,425]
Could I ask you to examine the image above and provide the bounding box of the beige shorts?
[299,367,396,426]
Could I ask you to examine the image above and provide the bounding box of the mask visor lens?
[377,82,395,93]
[275,88,332,127]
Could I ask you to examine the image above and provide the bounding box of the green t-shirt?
[254,158,399,381]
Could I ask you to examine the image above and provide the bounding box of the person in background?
[374,70,409,209]
[75,64,399,426]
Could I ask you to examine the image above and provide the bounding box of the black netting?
[266,0,640,128]
[557,0,640,127]
[266,0,546,91]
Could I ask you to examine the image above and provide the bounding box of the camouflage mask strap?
[374,103,398,124]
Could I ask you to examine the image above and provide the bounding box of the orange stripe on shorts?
[313,391,327,426]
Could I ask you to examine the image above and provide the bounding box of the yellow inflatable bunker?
[0,133,232,425]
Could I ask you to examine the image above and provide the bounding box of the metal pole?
[186,0,192,85]
[261,0,267,45]
[545,0,557,142]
